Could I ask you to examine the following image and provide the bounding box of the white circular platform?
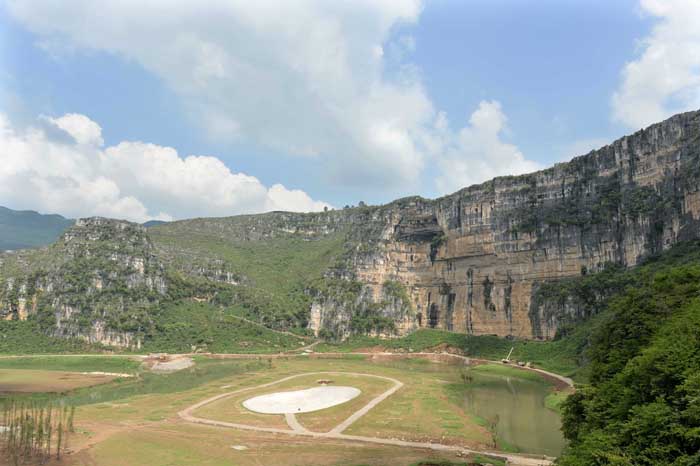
[242,386,361,414]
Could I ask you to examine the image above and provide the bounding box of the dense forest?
[556,242,700,465]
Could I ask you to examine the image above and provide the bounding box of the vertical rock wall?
[311,109,700,339]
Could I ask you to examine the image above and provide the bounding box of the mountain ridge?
[1,108,699,348]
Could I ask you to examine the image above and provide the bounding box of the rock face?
[308,109,700,339]
[0,218,168,347]
[2,110,699,344]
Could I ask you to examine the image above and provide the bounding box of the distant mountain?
[0,206,74,251]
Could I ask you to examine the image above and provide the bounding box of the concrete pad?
[243,386,361,414]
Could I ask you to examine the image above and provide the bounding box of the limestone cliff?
[1,110,699,344]
[0,218,168,347]
[308,109,700,339]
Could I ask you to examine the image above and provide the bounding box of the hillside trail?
[226,313,315,343]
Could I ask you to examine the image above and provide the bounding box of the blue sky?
[412,0,649,154]
[0,1,698,222]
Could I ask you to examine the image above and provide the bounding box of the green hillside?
[149,216,348,329]
[0,206,74,250]
[0,215,349,352]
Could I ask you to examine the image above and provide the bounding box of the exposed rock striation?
[0,218,168,347]
[307,109,700,339]
[1,110,699,344]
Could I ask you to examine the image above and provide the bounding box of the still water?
[370,358,566,456]
[458,370,566,456]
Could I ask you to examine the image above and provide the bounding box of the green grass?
[0,320,100,354]
[316,328,581,378]
[151,221,346,293]
[143,301,306,353]
[470,363,548,383]
[0,355,141,373]
[544,389,570,413]
[150,221,347,328]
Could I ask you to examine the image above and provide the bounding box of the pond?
[366,357,567,457]
[455,368,566,456]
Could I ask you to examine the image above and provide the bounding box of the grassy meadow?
[0,354,559,466]
[315,328,583,378]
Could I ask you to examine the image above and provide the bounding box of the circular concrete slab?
[243,386,361,414]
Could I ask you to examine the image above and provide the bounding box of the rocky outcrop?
[0,218,168,346]
[2,110,699,344]
[308,279,416,339]
[309,109,700,339]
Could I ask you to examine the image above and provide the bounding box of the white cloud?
[6,0,541,198]
[0,112,330,222]
[6,0,428,190]
[45,113,104,146]
[612,0,700,129]
[434,101,541,194]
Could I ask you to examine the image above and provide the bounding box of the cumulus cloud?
[434,101,541,194]
[6,0,429,189]
[612,0,700,129]
[45,113,104,146]
[0,112,330,222]
[5,0,541,198]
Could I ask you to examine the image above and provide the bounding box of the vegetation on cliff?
[141,301,305,353]
[0,320,99,354]
[310,279,416,340]
[149,219,347,330]
[0,215,347,350]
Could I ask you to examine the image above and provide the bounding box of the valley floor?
[0,352,568,466]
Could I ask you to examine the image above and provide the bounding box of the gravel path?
[284,413,309,433]
[178,371,553,466]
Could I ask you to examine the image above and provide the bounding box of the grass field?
[0,355,142,373]
[80,424,506,466]
[195,372,395,432]
[315,328,583,378]
[0,369,118,393]
[0,354,559,466]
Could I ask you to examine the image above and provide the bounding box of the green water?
[370,358,567,456]
[456,371,566,456]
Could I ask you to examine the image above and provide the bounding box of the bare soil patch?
[0,369,116,393]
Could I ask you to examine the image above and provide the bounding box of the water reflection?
[459,371,565,456]
[368,358,566,456]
